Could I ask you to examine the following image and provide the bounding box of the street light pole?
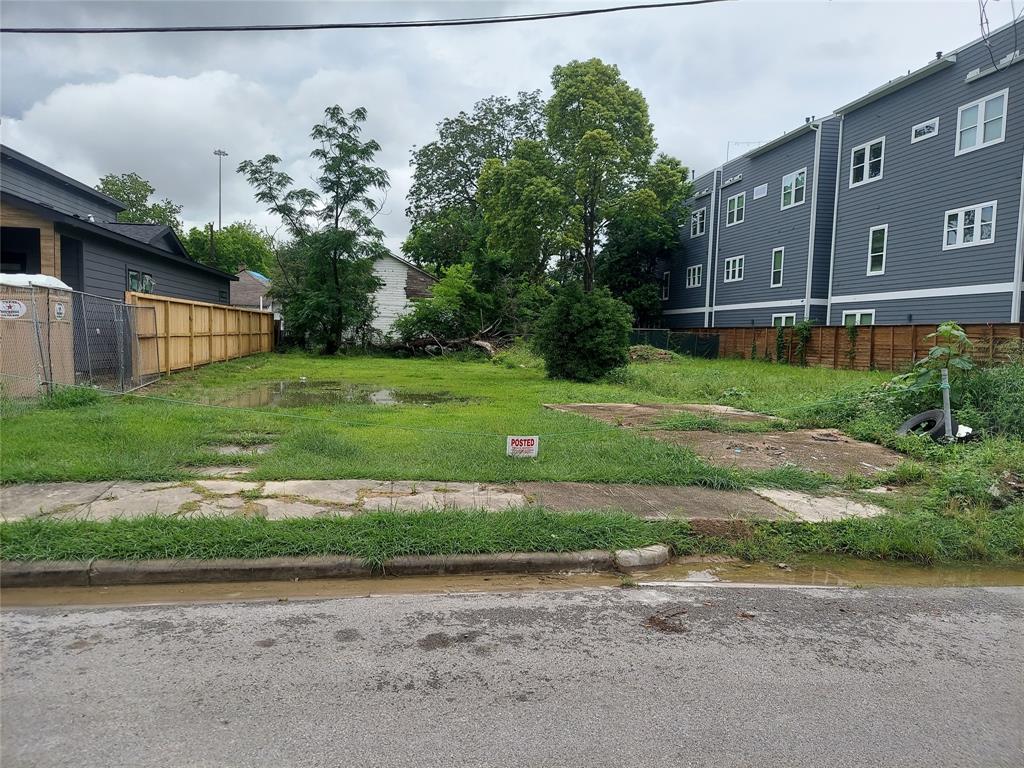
[213,149,228,230]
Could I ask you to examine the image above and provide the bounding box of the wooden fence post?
[163,300,171,376]
[188,303,195,370]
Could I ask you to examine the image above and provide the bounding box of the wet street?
[2,582,1023,767]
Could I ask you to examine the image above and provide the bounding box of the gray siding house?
[662,19,1023,329]
[663,117,840,327]
[1,145,234,303]
[828,20,1024,326]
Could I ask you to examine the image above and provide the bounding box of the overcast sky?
[1,0,1017,253]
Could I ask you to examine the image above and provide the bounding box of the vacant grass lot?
[0,351,889,488]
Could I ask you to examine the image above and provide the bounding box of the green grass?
[2,506,1020,565]
[0,351,884,488]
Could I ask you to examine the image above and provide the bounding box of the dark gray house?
[663,117,840,327]
[662,18,1023,328]
[828,19,1023,326]
[0,144,234,303]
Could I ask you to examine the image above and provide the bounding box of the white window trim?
[849,136,885,188]
[866,224,888,276]
[955,88,1008,157]
[770,247,784,288]
[910,117,940,143]
[780,167,807,210]
[942,201,997,251]
[685,264,702,289]
[690,207,706,238]
[772,313,796,327]
[661,271,671,300]
[842,309,875,326]
[725,192,745,227]
[723,255,745,283]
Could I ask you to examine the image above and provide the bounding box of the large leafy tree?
[597,154,691,324]
[402,91,544,272]
[238,105,387,353]
[545,59,655,291]
[181,220,274,274]
[95,171,183,232]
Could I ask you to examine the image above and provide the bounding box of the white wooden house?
[370,253,436,336]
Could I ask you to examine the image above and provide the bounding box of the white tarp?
[0,274,72,291]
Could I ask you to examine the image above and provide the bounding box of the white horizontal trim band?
[663,307,707,315]
[664,297,828,315]
[830,282,1015,305]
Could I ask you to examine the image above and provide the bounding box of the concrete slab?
[255,499,333,520]
[752,488,887,522]
[211,444,273,456]
[191,466,253,478]
[81,484,205,521]
[262,480,364,505]
[518,482,786,520]
[0,481,114,521]
[195,480,261,495]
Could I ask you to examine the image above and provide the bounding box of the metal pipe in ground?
[941,367,953,440]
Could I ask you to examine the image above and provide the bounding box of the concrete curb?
[613,544,671,571]
[1,549,619,588]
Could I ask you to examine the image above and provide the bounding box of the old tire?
[897,409,958,440]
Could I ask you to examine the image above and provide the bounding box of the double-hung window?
[685,264,702,288]
[943,202,997,250]
[867,225,887,275]
[780,168,806,209]
[661,271,671,300]
[726,192,745,226]
[850,137,884,187]
[724,255,744,282]
[770,247,784,287]
[772,313,796,327]
[956,89,1007,155]
[690,207,706,237]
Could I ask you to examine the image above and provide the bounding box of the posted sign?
[506,435,539,458]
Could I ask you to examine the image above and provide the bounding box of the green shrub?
[531,283,632,382]
[962,363,1024,438]
[492,340,543,369]
[393,263,494,343]
[42,386,104,409]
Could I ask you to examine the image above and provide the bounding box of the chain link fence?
[0,284,159,397]
[630,328,720,359]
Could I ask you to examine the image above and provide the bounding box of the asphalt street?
[2,584,1023,767]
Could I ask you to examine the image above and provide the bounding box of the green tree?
[96,172,183,232]
[181,221,273,274]
[596,154,690,324]
[403,91,545,272]
[545,59,655,291]
[238,105,387,353]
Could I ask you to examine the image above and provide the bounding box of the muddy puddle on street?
[3,556,1022,608]
[204,380,472,408]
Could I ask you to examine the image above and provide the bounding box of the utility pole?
[213,149,228,230]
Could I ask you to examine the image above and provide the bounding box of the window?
[141,273,154,293]
[772,313,796,327]
[843,310,875,327]
[726,192,745,226]
[780,168,806,209]
[685,264,702,288]
[770,247,784,287]
[690,207,706,237]
[753,183,768,200]
[849,137,884,187]
[661,271,671,300]
[867,225,887,275]
[943,201,997,250]
[724,255,744,282]
[127,269,141,292]
[956,89,1007,155]
[911,117,939,143]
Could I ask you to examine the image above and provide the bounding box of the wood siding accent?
[125,292,273,375]
[0,203,61,278]
[678,323,1024,370]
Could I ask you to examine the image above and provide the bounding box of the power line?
[0,0,734,35]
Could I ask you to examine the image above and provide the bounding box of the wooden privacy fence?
[706,323,1024,371]
[125,292,274,376]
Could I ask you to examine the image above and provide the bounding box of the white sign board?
[753,183,768,200]
[53,302,66,320]
[506,436,539,458]
[0,300,27,319]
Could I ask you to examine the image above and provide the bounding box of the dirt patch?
[645,607,689,633]
[545,402,777,426]
[651,428,899,476]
